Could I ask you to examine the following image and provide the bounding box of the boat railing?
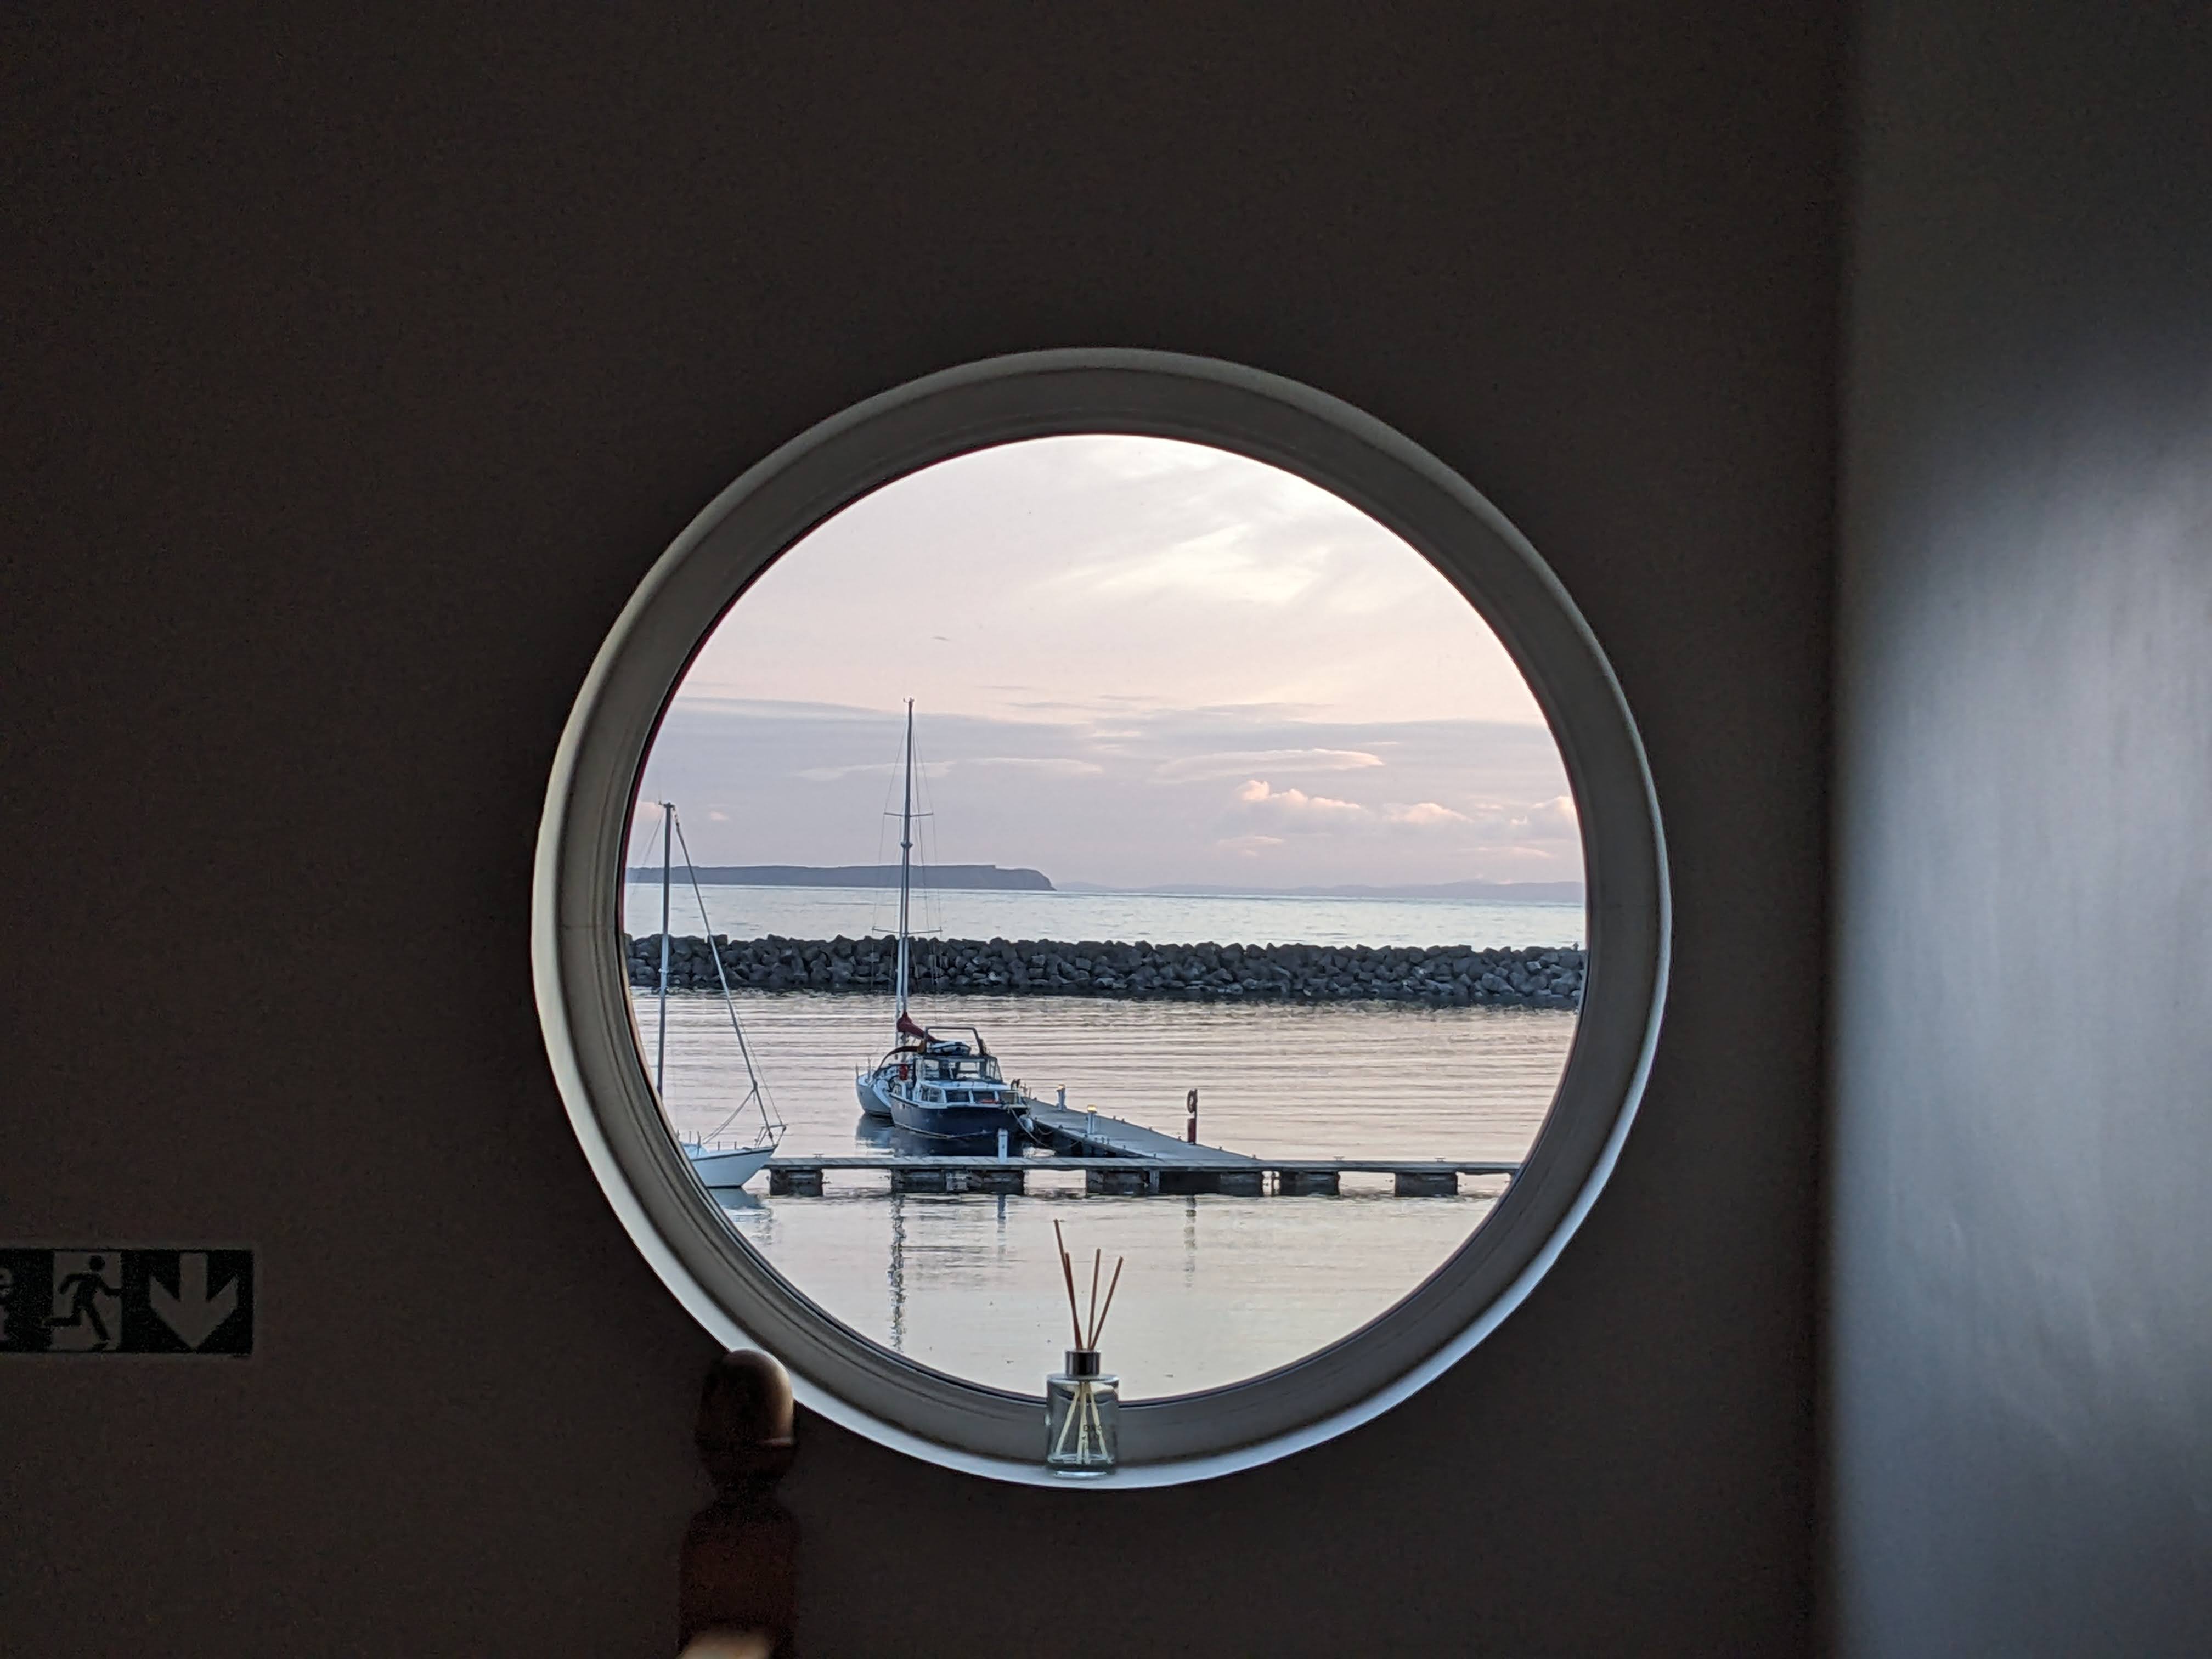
[683,1130,777,1155]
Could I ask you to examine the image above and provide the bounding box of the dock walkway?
[1019,1100,1262,1167]
[761,1093,1520,1196]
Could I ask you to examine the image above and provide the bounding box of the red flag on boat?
[896,1012,927,1041]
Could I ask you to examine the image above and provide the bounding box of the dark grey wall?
[3,7,1838,1653]
[1830,2,2212,1652]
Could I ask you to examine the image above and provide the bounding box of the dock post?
[1186,1088,1198,1144]
[892,1168,955,1194]
[1393,1170,1458,1197]
[1155,1170,1220,1195]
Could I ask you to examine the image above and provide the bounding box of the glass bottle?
[1045,1349,1119,1476]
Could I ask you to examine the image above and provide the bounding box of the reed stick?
[1086,1248,1102,1350]
[1090,1256,1125,1347]
[1053,1220,1082,1349]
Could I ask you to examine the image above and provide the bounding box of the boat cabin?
[916,1032,1005,1088]
[919,1044,1003,1086]
[878,1030,1014,1105]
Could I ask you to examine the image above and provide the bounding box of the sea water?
[622,881,1585,952]
[638,980,1576,1398]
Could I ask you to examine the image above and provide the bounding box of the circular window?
[535,351,1667,1485]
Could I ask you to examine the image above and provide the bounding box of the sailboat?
[644,800,786,1188]
[854,703,1032,1145]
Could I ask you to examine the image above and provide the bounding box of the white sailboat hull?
[856,1072,896,1118]
[685,1142,776,1189]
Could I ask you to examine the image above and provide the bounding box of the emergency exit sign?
[0,1248,253,1356]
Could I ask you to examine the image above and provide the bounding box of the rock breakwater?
[624,934,1584,1009]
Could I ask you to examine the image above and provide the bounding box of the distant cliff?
[623,863,1055,891]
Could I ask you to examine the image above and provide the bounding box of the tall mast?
[895,699,914,1019]
[656,800,673,1093]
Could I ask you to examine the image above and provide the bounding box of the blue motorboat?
[858,1020,1026,1143]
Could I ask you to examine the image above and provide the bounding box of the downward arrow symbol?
[150,1253,238,1349]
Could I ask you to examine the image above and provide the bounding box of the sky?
[632,436,1581,891]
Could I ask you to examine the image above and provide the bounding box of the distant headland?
[623,862,1055,891]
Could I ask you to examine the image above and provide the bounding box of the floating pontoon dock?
[744,1098,1519,1197]
[761,1155,1517,1197]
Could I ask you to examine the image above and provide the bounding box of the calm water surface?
[639,986,1576,1396]
[624,881,1584,951]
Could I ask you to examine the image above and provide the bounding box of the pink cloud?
[1215,833,1286,857]
[1235,778,1369,824]
[1383,800,1471,827]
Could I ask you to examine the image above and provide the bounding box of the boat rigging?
[647,800,786,1188]
[855,702,1036,1144]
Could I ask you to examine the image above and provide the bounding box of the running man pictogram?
[45,1252,122,1351]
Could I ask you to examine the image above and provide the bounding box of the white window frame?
[533,349,1669,1487]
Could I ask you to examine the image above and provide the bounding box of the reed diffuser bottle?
[1046,1222,1124,1476]
[1046,1348,1120,1475]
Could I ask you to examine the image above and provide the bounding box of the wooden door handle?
[679,1351,799,1656]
